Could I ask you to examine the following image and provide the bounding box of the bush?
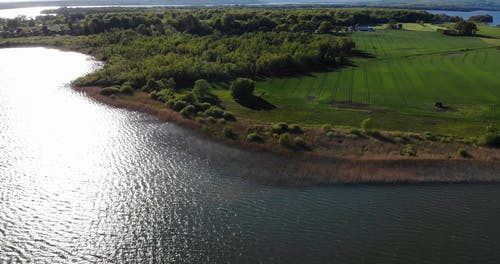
[326,131,337,138]
[198,102,212,111]
[222,111,236,121]
[231,77,255,101]
[207,116,216,123]
[294,137,307,149]
[204,106,225,118]
[477,133,500,148]
[423,132,436,141]
[150,89,174,102]
[272,122,289,134]
[167,99,187,111]
[279,133,291,148]
[457,148,470,158]
[223,125,236,139]
[401,144,417,157]
[180,105,196,117]
[100,86,120,96]
[361,118,373,132]
[289,124,302,133]
[322,124,332,132]
[247,132,263,142]
[120,83,134,94]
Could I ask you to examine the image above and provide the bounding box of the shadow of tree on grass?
[235,95,276,111]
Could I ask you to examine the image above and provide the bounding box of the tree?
[453,21,478,36]
[231,78,255,101]
[193,79,210,100]
[317,21,332,34]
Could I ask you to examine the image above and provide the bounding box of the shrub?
[207,116,216,123]
[247,132,263,142]
[150,88,174,102]
[199,102,212,111]
[178,92,196,104]
[231,77,255,101]
[294,137,307,149]
[223,125,236,139]
[457,148,469,158]
[167,99,187,111]
[322,124,332,132]
[401,144,417,157]
[204,106,225,118]
[222,111,236,121]
[361,118,373,132]
[180,105,196,117]
[119,83,134,94]
[272,122,289,134]
[100,86,120,96]
[289,124,302,133]
[326,131,337,138]
[349,128,361,135]
[279,133,291,148]
[423,132,436,141]
[477,134,500,148]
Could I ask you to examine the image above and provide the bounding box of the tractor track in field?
[330,68,343,104]
[364,45,499,64]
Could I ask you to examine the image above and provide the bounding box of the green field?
[213,24,500,136]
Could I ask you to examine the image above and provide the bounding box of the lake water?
[1,47,500,263]
[428,10,500,26]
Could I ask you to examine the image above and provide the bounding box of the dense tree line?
[1,7,459,38]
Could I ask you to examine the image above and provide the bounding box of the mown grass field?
[213,24,500,136]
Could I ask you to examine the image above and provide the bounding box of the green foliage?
[167,99,188,111]
[457,148,470,158]
[246,132,263,143]
[150,88,174,102]
[453,21,478,36]
[361,118,373,132]
[401,144,417,157]
[207,116,216,123]
[272,122,289,134]
[294,137,307,149]
[119,82,134,94]
[100,86,120,96]
[289,124,302,134]
[279,133,291,148]
[180,105,196,117]
[326,131,337,138]
[322,124,332,132]
[231,78,255,101]
[477,133,500,148]
[204,106,225,118]
[223,125,236,139]
[193,79,210,101]
[222,111,236,121]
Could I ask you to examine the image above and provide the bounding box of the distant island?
[1,6,500,183]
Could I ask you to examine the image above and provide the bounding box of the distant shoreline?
[1,2,500,13]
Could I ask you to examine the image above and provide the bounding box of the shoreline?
[75,86,500,186]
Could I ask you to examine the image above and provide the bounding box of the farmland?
[213,23,500,136]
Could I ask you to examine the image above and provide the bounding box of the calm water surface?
[428,10,500,26]
[1,48,500,263]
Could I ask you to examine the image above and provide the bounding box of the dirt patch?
[441,53,461,57]
[332,101,387,112]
